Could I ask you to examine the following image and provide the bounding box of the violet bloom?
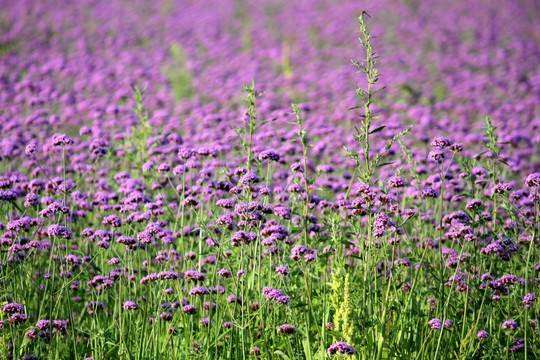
[477,330,489,339]
[217,269,232,278]
[108,257,121,265]
[258,149,280,162]
[7,313,27,325]
[184,270,207,282]
[183,305,198,314]
[525,173,540,187]
[428,150,445,163]
[388,176,407,188]
[428,318,443,330]
[262,287,291,305]
[502,319,518,330]
[160,312,173,321]
[444,320,453,328]
[36,320,50,330]
[327,341,356,355]
[523,293,537,308]
[25,144,37,156]
[189,287,209,296]
[103,215,122,227]
[275,265,289,276]
[2,303,24,314]
[278,324,297,335]
[123,301,139,310]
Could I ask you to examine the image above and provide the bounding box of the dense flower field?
[0,0,539,359]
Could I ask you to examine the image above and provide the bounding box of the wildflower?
[444,320,453,328]
[36,320,50,330]
[160,312,173,321]
[421,187,438,198]
[477,330,489,339]
[52,133,74,146]
[278,324,297,334]
[8,313,27,325]
[184,270,207,282]
[525,173,540,187]
[183,305,198,314]
[258,149,280,162]
[217,269,233,278]
[428,150,445,163]
[502,319,518,330]
[142,161,155,172]
[449,143,463,152]
[262,287,290,305]
[428,318,443,329]
[275,265,289,276]
[523,293,537,308]
[25,144,37,156]
[102,215,122,227]
[189,287,209,296]
[388,176,407,188]
[2,303,24,314]
[327,341,356,355]
[291,163,304,173]
[123,301,139,310]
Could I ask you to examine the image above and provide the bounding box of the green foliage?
[162,43,194,101]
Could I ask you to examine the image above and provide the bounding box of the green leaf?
[369,125,386,134]
[274,350,290,360]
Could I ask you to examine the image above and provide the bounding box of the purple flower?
[36,319,50,330]
[239,173,260,186]
[217,269,233,278]
[525,173,540,187]
[477,330,489,339]
[189,287,209,296]
[502,319,518,330]
[160,312,173,321]
[258,149,280,162]
[108,257,121,265]
[275,265,289,276]
[2,303,24,314]
[142,161,155,172]
[7,313,27,325]
[184,270,207,282]
[327,341,356,355]
[523,293,537,308]
[183,305,198,314]
[103,215,122,227]
[388,176,407,188]
[52,133,74,146]
[262,287,290,305]
[428,318,443,330]
[428,150,445,163]
[25,144,37,156]
[421,187,438,198]
[431,137,452,149]
[278,324,297,334]
[123,301,139,310]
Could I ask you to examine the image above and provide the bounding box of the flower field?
[0,0,539,359]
